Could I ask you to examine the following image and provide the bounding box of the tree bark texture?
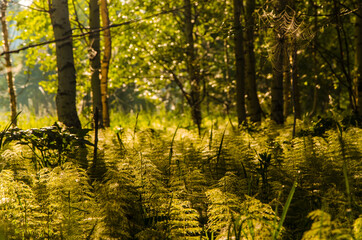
[50,0,81,128]
[184,0,202,133]
[357,3,362,117]
[89,0,103,127]
[100,0,111,127]
[1,0,17,126]
[244,0,262,122]
[233,0,246,126]
[271,0,287,124]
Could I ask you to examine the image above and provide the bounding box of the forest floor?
[0,112,361,239]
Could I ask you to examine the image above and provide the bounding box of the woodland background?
[0,0,361,239]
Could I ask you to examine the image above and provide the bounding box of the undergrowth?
[0,113,361,239]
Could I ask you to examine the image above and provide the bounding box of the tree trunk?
[357,3,362,117]
[233,0,246,126]
[333,0,356,112]
[1,0,17,126]
[283,46,292,118]
[292,40,301,119]
[100,0,111,127]
[244,0,262,122]
[271,0,287,124]
[89,0,103,127]
[50,0,81,129]
[184,0,202,134]
[290,1,301,120]
[310,0,319,117]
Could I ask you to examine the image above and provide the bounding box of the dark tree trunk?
[244,0,262,122]
[290,1,301,120]
[357,3,362,117]
[310,0,319,117]
[271,0,287,124]
[332,0,356,112]
[184,0,202,134]
[89,0,103,127]
[233,0,246,126]
[292,40,301,119]
[50,0,81,128]
[283,46,292,118]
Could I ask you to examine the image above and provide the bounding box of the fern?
[0,170,42,239]
[36,163,96,239]
[302,210,358,240]
[206,188,240,237]
[168,199,202,239]
[206,189,280,240]
[95,162,143,239]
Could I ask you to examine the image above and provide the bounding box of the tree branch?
[0,6,185,56]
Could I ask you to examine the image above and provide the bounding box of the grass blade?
[273,181,297,239]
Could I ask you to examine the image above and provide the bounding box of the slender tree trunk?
[184,0,202,134]
[1,0,17,126]
[100,0,111,127]
[357,3,362,117]
[244,0,261,122]
[310,0,318,117]
[271,0,287,124]
[89,0,103,127]
[333,0,356,112]
[292,40,301,119]
[290,1,301,120]
[283,47,292,118]
[49,0,81,128]
[233,0,246,126]
[272,45,285,124]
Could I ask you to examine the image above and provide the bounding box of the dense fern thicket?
[0,119,361,239]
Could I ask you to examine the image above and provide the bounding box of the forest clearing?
[0,0,361,239]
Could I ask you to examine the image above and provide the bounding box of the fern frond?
[302,210,357,240]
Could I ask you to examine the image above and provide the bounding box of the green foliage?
[206,189,280,240]
[36,164,96,239]
[302,210,361,240]
[0,163,96,239]
[0,170,40,239]
[0,116,361,239]
[2,124,92,169]
[2,0,362,238]
[95,163,143,239]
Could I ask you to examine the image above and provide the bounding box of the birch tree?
[49,0,81,128]
[1,0,17,126]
